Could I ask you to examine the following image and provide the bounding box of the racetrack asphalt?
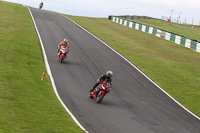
[29,7,200,133]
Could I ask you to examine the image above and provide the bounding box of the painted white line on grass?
[64,15,200,121]
[27,7,88,133]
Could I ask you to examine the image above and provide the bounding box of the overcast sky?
[3,0,200,25]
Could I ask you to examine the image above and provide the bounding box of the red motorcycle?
[90,81,111,103]
[58,46,68,63]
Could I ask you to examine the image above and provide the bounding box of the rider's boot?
[89,88,94,92]
[90,83,99,92]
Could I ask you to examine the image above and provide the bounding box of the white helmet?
[64,38,68,43]
[106,70,113,78]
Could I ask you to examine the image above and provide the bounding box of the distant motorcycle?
[39,2,43,9]
[90,81,111,103]
[57,46,68,63]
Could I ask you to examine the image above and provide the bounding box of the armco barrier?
[110,16,200,53]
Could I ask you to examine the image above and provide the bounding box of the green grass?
[0,1,84,132]
[1,0,200,132]
[66,15,200,117]
[126,18,200,42]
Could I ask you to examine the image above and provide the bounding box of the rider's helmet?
[64,38,68,43]
[106,70,113,78]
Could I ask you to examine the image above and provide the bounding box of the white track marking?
[64,15,200,121]
[27,7,88,132]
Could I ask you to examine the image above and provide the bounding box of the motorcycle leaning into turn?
[39,2,43,9]
[90,81,111,103]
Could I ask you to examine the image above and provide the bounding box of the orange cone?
[41,72,45,80]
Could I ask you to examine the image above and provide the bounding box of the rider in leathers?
[39,2,43,9]
[57,38,69,53]
[90,71,113,92]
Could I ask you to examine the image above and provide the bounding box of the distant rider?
[58,38,70,53]
[90,71,113,92]
[39,2,43,9]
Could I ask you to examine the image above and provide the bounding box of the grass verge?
[66,15,200,117]
[126,18,200,42]
[0,1,84,132]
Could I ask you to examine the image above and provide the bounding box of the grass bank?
[0,1,84,132]
[66,15,200,117]
[127,19,200,42]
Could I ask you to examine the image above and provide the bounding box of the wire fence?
[115,15,160,20]
[109,15,200,41]
[161,16,200,40]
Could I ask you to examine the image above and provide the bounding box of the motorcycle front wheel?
[96,92,105,103]
[60,55,64,63]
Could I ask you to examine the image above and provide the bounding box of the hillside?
[126,18,200,42]
[1,0,200,132]
[67,15,200,117]
[0,1,84,132]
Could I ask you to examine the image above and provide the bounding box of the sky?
[3,0,200,25]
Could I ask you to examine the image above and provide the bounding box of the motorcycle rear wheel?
[96,92,105,103]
